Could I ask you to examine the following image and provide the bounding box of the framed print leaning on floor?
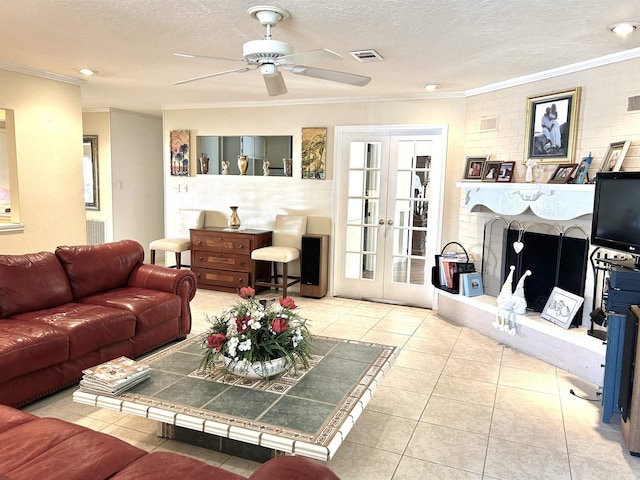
[523,87,581,164]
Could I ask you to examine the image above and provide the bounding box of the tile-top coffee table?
[73,334,397,461]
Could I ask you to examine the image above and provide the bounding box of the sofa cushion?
[0,417,146,480]
[0,252,73,318]
[0,405,37,434]
[0,320,69,384]
[11,303,136,360]
[110,451,246,480]
[55,240,144,299]
[80,287,181,334]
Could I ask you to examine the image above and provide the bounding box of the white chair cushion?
[251,246,300,263]
[149,238,191,252]
[272,215,307,249]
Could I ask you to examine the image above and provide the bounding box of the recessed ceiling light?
[77,68,97,76]
[609,22,638,37]
[424,84,439,91]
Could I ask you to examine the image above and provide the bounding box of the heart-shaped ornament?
[513,241,524,254]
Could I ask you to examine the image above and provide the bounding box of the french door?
[333,126,446,307]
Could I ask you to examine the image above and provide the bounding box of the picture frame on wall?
[598,140,631,172]
[547,164,577,184]
[523,87,581,164]
[463,155,488,181]
[301,127,327,179]
[83,135,99,211]
[481,161,501,182]
[496,161,515,183]
[170,130,191,176]
[541,287,584,329]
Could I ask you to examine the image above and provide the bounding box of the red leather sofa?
[0,240,197,407]
[0,405,340,480]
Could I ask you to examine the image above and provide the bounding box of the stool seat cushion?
[251,246,300,263]
[149,238,190,252]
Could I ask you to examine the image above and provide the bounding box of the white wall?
[110,109,163,261]
[0,68,85,253]
[162,98,467,243]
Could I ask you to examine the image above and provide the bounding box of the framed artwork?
[496,161,515,183]
[541,287,584,329]
[83,135,99,210]
[463,156,488,181]
[170,130,191,176]
[570,154,593,184]
[460,272,483,297]
[301,127,327,179]
[547,164,577,183]
[599,140,631,172]
[524,87,581,164]
[482,161,501,182]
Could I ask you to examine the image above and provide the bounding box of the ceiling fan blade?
[174,52,244,63]
[173,67,252,85]
[277,49,342,66]
[288,66,371,86]
[264,71,287,96]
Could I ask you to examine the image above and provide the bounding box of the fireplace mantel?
[458,182,595,220]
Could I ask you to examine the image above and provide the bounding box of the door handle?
[387,219,393,225]
[378,219,385,225]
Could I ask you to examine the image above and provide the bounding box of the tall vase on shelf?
[228,206,241,230]
[237,155,249,175]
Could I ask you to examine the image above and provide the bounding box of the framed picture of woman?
[463,156,488,181]
[523,88,581,164]
[548,164,577,184]
[599,140,631,172]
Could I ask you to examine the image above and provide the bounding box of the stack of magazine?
[79,356,150,395]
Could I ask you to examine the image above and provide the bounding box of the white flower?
[238,338,252,352]
[227,337,239,357]
[292,328,303,348]
[248,318,261,330]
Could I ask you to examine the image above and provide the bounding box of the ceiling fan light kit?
[173,4,371,96]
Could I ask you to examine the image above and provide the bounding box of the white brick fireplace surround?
[436,182,606,386]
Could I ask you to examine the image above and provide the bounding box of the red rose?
[238,287,255,299]
[207,333,226,352]
[236,315,250,333]
[279,297,296,310]
[271,317,289,333]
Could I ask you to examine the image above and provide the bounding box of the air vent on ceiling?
[349,49,384,62]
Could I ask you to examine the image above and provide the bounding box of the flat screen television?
[591,171,640,268]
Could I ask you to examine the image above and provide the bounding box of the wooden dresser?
[190,227,272,293]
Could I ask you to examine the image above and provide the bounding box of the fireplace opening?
[501,228,589,326]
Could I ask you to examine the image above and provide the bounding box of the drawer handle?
[239,244,244,249]
[198,256,203,261]
[197,240,202,245]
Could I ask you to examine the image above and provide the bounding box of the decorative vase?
[199,155,209,174]
[284,158,292,177]
[223,356,289,380]
[228,206,241,230]
[238,155,249,175]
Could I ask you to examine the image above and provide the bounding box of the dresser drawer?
[192,267,249,292]
[191,232,251,254]
[192,251,251,272]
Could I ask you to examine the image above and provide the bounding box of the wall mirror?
[83,135,99,210]
[196,135,293,176]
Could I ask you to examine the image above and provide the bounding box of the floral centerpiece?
[199,287,313,379]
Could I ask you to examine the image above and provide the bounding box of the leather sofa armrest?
[249,456,339,480]
[127,264,197,335]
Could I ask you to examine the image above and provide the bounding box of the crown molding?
[466,47,640,97]
[0,62,84,86]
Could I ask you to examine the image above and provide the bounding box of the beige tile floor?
[23,289,640,479]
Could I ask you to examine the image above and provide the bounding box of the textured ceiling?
[1,0,639,115]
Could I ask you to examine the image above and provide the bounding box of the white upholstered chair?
[149,209,205,269]
[251,215,307,297]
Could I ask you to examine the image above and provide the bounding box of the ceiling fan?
[173,5,371,96]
